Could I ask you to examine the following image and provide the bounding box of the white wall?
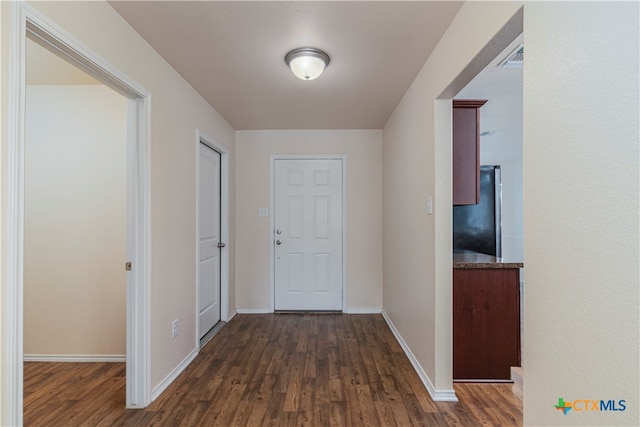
[236,130,382,312]
[24,85,126,357]
[523,2,639,425]
[1,0,237,394]
[479,112,523,264]
[382,1,523,395]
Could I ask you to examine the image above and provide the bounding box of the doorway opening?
[3,3,151,424]
[453,34,524,385]
[23,33,128,361]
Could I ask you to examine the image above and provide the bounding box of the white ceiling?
[109,1,463,130]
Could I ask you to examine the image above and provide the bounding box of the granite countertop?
[453,252,524,269]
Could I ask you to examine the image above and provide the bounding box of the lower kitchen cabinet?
[453,267,521,381]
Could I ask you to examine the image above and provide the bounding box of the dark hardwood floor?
[24,314,522,426]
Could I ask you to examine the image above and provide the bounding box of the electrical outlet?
[172,319,179,338]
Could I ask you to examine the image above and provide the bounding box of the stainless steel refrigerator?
[453,165,502,257]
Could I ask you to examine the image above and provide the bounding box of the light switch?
[426,196,433,215]
[258,208,269,217]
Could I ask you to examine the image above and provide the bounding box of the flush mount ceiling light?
[285,47,330,81]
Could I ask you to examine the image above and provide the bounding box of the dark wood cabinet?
[453,267,521,381]
[452,100,487,205]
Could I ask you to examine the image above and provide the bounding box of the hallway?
[24,314,522,426]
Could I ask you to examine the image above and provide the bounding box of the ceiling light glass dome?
[285,48,330,81]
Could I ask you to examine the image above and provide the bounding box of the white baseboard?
[236,308,271,314]
[236,308,383,315]
[226,309,237,322]
[151,347,199,402]
[24,354,126,363]
[381,310,458,402]
[346,308,383,314]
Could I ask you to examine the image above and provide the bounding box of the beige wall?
[24,85,126,357]
[523,2,639,425]
[8,0,237,391]
[383,1,523,394]
[384,0,639,423]
[236,130,382,312]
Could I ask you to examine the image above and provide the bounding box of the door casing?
[269,155,347,313]
[2,3,151,424]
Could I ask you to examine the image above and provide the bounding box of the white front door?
[274,159,343,311]
[198,143,221,337]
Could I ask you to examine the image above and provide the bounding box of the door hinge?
[125,262,132,271]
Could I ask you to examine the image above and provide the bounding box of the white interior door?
[199,143,221,338]
[274,159,343,311]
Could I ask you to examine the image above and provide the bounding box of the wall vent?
[499,44,523,67]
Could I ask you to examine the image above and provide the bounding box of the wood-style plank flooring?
[24,314,522,426]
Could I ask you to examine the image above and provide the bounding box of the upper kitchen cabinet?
[453,99,487,205]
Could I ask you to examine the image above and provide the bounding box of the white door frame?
[195,130,230,346]
[2,3,151,424]
[269,155,347,313]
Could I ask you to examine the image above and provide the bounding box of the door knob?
[276,239,282,245]
[276,229,282,235]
